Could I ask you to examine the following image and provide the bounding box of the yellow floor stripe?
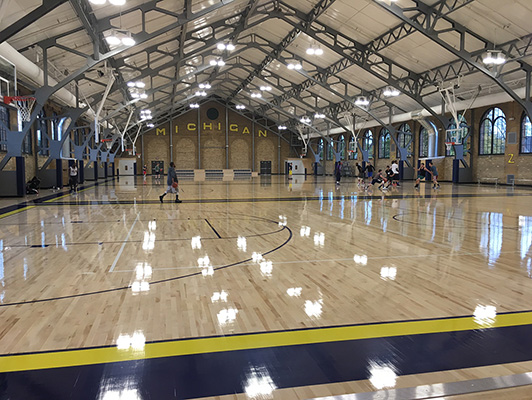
[0,206,35,219]
[1,311,532,373]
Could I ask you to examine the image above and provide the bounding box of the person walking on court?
[335,161,342,185]
[366,162,375,181]
[355,162,364,186]
[154,163,161,184]
[428,161,440,189]
[159,162,182,203]
[69,162,78,193]
[414,163,427,189]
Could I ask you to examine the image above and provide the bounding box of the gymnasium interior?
[1,0,532,399]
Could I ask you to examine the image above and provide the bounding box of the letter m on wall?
[156,128,166,136]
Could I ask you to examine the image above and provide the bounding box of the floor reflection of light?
[519,216,532,260]
[260,260,273,277]
[135,263,152,280]
[191,236,202,250]
[474,305,497,327]
[202,266,214,276]
[304,300,323,318]
[278,215,287,227]
[300,226,311,237]
[313,232,325,247]
[100,385,142,400]
[368,362,397,390]
[211,290,228,302]
[116,331,146,351]
[252,252,263,262]
[148,220,156,231]
[243,366,277,399]
[131,281,149,294]
[217,308,238,325]
[380,266,397,281]
[354,254,368,265]
[142,231,155,251]
[198,256,210,267]
[237,236,247,252]
[287,287,302,297]
[479,212,502,267]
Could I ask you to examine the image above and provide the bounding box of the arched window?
[348,136,357,160]
[419,122,438,158]
[419,126,429,158]
[318,138,324,160]
[363,130,374,159]
[379,128,391,159]
[447,115,469,156]
[37,110,48,156]
[397,123,413,157]
[521,113,532,154]
[327,138,334,160]
[339,135,346,160]
[480,107,506,155]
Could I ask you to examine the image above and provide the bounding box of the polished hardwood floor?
[1,175,532,399]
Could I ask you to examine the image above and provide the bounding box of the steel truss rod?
[0,0,69,44]
[374,0,532,121]
[228,0,338,100]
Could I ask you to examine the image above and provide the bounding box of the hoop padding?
[4,96,36,122]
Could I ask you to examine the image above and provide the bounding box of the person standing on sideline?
[69,162,78,193]
[428,161,440,189]
[159,162,182,203]
[335,161,342,185]
[391,160,400,187]
[414,163,427,189]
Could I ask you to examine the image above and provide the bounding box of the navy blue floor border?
[2,324,532,399]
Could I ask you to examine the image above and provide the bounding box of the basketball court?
[0,176,531,399]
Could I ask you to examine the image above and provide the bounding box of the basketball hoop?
[445,142,455,152]
[3,96,36,122]
[101,138,113,151]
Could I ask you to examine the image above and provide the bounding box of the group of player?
[356,160,440,190]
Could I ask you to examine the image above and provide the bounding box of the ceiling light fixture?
[236,104,246,110]
[146,123,154,128]
[287,61,302,70]
[483,50,507,65]
[105,29,135,47]
[89,0,107,4]
[278,125,287,130]
[195,91,207,97]
[300,116,311,124]
[383,86,400,97]
[108,0,126,5]
[217,42,235,51]
[190,103,200,108]
[355,96,370,107]
[260,85,272,91]
[250,92,262,98]
[306,47,323,56]
[314,113,325,119]
[199,83,211,89]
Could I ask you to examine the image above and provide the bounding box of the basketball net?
[3,96,36,122]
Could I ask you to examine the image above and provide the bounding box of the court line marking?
[109,213,140,272]
[204,218,222,239]
[0,206,35,219]
[109,249,524,272]
[1,311,531,373]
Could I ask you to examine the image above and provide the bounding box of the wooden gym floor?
[1,175,532,399]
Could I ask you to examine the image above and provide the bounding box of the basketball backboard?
[0,55,16,99]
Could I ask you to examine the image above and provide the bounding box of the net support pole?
[132,125,141,155]
[94,74,116,144]
[120,109,134,152]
